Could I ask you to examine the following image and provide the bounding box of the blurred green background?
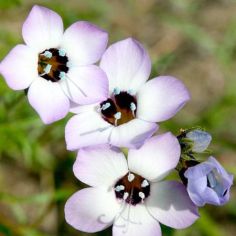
[0,0,236,235]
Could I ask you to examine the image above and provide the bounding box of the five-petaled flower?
[65,132,199,235]
[0,5,108,124]
[184,156,233,207]
[65,38,190,149]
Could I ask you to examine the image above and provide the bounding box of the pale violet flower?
[184,156,233,206]
[0,5,108,124]
[65,38,190,149]
[65,133,199,235]
[186,129,212,153]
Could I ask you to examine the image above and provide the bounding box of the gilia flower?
[65,38,190,149]
[184,156,233,206]
[65,133,199,235]
[0,5,108,124]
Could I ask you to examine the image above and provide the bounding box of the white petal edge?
[100,38,151,93]
[137,76,190,122]
[65,111,113,150]
[0,44,37,90]
[60,65,108,105]
[73,145,128,187]
[128,132,181,181]
[22,5,64,52]
[61,21,108,65]
[146,181,199,229]
[110,118,158,149]
[28,78,70,124]
[65,187,121,233]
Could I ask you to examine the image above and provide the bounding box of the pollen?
[38,48,69,82]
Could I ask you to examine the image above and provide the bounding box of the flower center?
[38,48,69,82]
[100,88,137,126]
[114,172,150,205]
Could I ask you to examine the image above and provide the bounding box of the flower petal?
[61,21,108,65]
[100,38,151,93]
[146,181,199,229]
[65,111,113,150]
[113,204,161,236]
[22,5,63,52]
[60,65,108,105]
[186,176,208,207]
[0,45,37,90]
[110,119,158,149]
[128,132,180,181]
[65,187,120,233]
[137,76,190,122]
[27,78,70,124]
[73,145,128,187]
[184,162,214,179]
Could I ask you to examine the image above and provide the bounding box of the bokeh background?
[0,0,236,235]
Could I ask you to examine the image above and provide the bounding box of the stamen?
[43,64,52,74]
[114,112,122,126]
[127,89,135,95]
[102,102,111,110]
[139,192,145,200]
[66,61,73,68]
[59,71,66,80]
[123,192,129,200]
[130,102,136,117]
[141,179,149,188]
[42,51,52,58]
[113,87,121,95]
[127,173,135,182]
[115,185,125,192]
[59,48,66,57]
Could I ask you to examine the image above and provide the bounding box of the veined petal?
[65,111,113,150]
[110,119,158,149]
[28,78,70,124]
[100,38,151,93]
[0,44,37,90]
[61,21,108,65]
[22,5,64,52]
[65,187,120,233]
[113,204,161,236]
[60,65,108,105]
[73,145,128,187]
[147,181,199,229]
[128,132,180,181]
[137,76,190,122]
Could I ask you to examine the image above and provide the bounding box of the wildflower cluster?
[0,5,233,236]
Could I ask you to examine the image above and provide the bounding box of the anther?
[66,61,73,68]
[43,64,52,74]
[127,89,135,95]
[59,71,66,80]
[115,185,125,192]
[102,102,111,110]
[128,173,135,182]
[59,49,66,57]
[42,51,52,58]
[123,192,129,200]
[130,102,136,117]
[113,87,121,95]
[139,192,145,200]
[141,179,149,188]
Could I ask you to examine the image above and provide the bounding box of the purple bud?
[186,129,212,153]
[184,156,233,207]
